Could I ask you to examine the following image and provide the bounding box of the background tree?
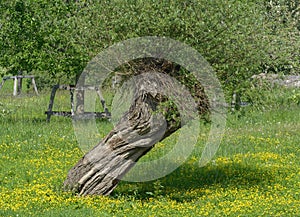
[0,0,90,86]
[1,0,298,92]
[262,0,300,75]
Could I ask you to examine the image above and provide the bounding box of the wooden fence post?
[31,77,39,95]
[46,84,59,122]
[13,76,18,96]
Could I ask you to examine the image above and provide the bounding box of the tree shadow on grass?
[113,161,276,201]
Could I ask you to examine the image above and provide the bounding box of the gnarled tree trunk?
[64,60,208,196]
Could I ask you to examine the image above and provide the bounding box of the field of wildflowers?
[0,85,299,216]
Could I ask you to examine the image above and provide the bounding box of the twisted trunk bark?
[64,58,210,196]
[64,74,181,195]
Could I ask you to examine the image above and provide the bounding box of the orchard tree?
[1,0,298,91]
[262,0,300,75]
[0,0,90,86]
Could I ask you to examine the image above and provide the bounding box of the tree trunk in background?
[17,77,22,95]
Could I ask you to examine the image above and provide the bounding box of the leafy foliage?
[262,0,300,75]
[0,0,299,95]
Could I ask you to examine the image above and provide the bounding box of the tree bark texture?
[64,60,208,196]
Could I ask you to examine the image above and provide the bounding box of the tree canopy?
[0,0,299,93]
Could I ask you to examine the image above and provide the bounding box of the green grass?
[0,86,299,216]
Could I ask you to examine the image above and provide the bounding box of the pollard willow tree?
[63,37,226,195]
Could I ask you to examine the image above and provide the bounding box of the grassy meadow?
[0,80,299,216]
